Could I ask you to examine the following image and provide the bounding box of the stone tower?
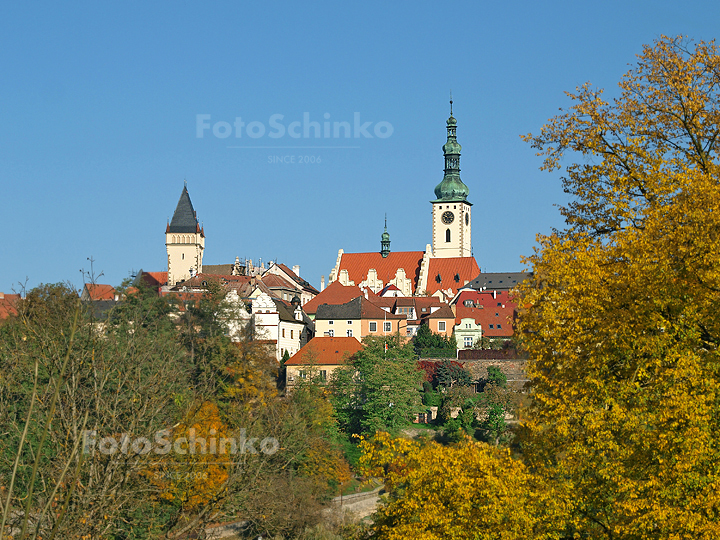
[431,99,472,258]
[166,185,204,286]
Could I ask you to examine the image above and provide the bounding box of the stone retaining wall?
[421,357,529,390]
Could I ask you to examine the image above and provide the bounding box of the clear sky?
[1,1,718,293]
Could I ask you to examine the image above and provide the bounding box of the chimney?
[320,276,325,291]
[293,265,300,277]
[0,292,4,299]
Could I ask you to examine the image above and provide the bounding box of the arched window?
[446,229,451,242]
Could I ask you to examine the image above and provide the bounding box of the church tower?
[166,185,205,286]
[431,99,472,258]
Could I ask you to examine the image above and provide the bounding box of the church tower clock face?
[441,210,455,224]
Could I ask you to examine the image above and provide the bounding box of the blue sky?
[1,1,718,292]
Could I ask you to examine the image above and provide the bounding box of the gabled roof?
[464,272,531,291]
[82,283,116,301]
[425,257,480,296]
[425,305,455,319]
[0,293,20,320]
[315,296,405,321]
[302,281,376,315]
[262,273,300,292]
[361,297,405,319]
[138,271,168,288]
[378,284,401,296]
[272,298,305,325]
[454,290,517,337]
[275,263,320,295]
[336,251,425,290]
[285,337,363,366]
[167,186,200,234]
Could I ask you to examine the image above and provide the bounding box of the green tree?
[519,36,720,538]
[329,336,423,435]
[435,359,474,389]
[413,323,457,357]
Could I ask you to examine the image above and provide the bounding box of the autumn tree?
[0,283,193,539]
[0,282,353,539]
[518,36,720,538]
[358,432,544,539]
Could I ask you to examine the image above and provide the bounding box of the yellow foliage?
[518,36,720,538]
[146,401,232,510]
[358,432,546,539]
[223,340,278,410]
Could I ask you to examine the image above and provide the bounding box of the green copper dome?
[433,107,470,202]
[380,215,391,257]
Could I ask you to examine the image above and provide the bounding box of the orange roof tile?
[276,263,320,293]
[336,251,425,289]
[425,257,480,295]
[0,293,21,320]
[83,283,116,301]
[262,274,299,290]
[141,271,168,287]
[285,337,363,366]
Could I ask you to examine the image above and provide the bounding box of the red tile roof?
[285,336,363,366]
[0,293,20,320]
[368,296,396,310]
[83,283,116,301]
[378,284,401,296]
[425,257,480,295]
[141,271,168,287]
[336,251,425,290]
[273,263,320,294]
[361,297,405,320]
[454,290,517,337]
[302,281,377,315]
[262,274,298,290]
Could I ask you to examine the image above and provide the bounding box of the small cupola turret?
[380,215,391,258]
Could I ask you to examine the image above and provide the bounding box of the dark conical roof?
[168,186,199,233]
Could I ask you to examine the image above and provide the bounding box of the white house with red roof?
[328,104,479,300]
[453,289,517,349]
